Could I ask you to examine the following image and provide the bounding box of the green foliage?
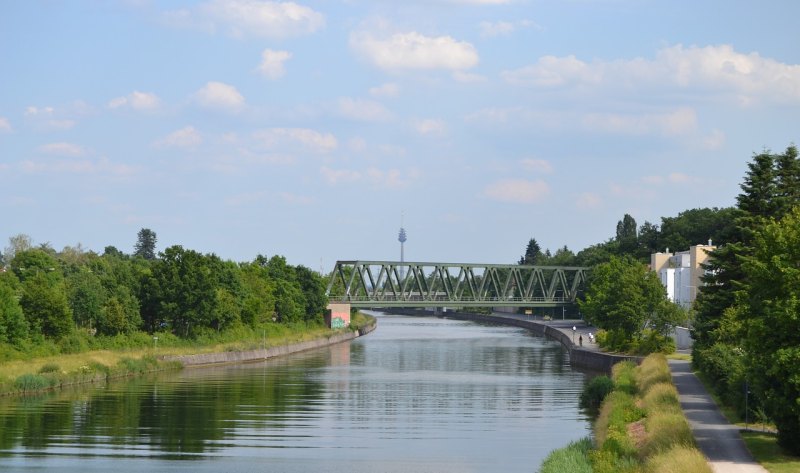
[641,411,694,458]
[580,375,615,410]
[539,437,594,473]
[580,256,676,353]
[14,373,50,392]
[19,273,73,339]
[518,238,542,265]
[645,446,713,473]
[37,363,60,374]
[612,360,638,396]
[636,353,672,394]
[133,228,157,260]
[642,383,681,414]
[0,280,29,345]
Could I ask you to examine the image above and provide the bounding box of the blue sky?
[1,0,799,270]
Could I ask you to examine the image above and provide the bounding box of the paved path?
[669,360,767,473]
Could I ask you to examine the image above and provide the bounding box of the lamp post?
[572,325,576,343]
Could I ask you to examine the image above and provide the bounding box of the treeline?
[520,144,800,454]
[518,206,739,268]
[0,230,327,354]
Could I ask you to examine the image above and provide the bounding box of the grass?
[666,352,692,361]
[740,431,800,473]
[0,314,376,397]
[538,437,594,473]
[646,445,712,473]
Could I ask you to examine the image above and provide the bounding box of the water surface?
[0,313,591,472]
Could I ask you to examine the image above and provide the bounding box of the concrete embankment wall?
[393,309,638,373]
[165,321,376,367]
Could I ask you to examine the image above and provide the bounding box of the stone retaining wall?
[165,320,377,367]
[393,309,638,373]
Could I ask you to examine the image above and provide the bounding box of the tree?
[616,214,638,254]
[4,234,33,264]
[579,256,677,352]
[518,238,542,265]
[740,207,800,453]
[133,228,157,260]
[19,273,73,338]
[774,144,800,217]
[294,265,327,321]
[66,270,106,330]
[0,281,28,345]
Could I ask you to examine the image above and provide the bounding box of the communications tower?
[398,215,407,279]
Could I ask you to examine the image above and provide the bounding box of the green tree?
[66,270,106,329]
[579,256,676,352]
[0,281,28,345]
[740,207,800,453]
[615,213,638,254]
[97,286,141,335]
[774,144,800,217]
[294,265,327,321]
[133,228,157,260]
[19,273,73,338]
[518,238,542,265]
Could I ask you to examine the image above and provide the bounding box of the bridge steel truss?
[325,260,589,308]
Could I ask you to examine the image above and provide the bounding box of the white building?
[651,243,716,309]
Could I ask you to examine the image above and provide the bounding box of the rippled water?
[0,313,592,472]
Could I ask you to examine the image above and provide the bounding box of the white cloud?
[194,81,245,111]
[502,44,800,104]
[321,166,361,185]
[702,129,726,150]
[452,70,487,83]
[350,30,479,71]
[576,192,602,210]
[165,0,325,39]
[258,49,292,79]
[581,108,698,136]
[0,117,11,132]
[108,91,160,110]
[520,158,553,174]
[253,127,337,153]
[20,156,136,176]
[338,97,392,121]
[413,118,446,135]
[24,106,75,130]
[38,142,86,157]
[280,191,314,205]
[156,126,203,148]
[483,178,550,204]
[479,20,515,38]
[369,82,400,98]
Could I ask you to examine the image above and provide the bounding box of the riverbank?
[0,314,377,397]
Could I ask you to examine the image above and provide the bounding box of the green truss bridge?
[325,260,589,309]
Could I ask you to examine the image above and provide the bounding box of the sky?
[1,0,799,271]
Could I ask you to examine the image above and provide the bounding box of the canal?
[0,313,592,472]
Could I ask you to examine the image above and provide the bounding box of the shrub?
[633,329,675,355]
[636,353,671,394]
[58,333,89,354]
[643,383,681,414]
[581,375,615,410]
[38,363,60,374]
[641,411,694,458]
[539,437,593,473]
[14,373,50,392]
[612,360,638,395]
[646,445,712,473]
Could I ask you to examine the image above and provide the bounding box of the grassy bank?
[0,313,375,397]
[540,354,711,473]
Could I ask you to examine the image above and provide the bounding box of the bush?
[539,437,593,473]
[633,329,676,355]
[646,445,712,473]
[612,361,638,395]
[14,373,50,392]
[643,382,681,413]
[581,375,615,410]
[637,354,672,394]
[58,333,89,354]
[641,411,694,458]
[38,363,60,374]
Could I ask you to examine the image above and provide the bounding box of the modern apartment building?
[650,242,716,308]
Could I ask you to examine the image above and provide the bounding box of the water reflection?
[0,314,591,472]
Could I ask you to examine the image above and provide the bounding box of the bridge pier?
[325,302,351,329]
